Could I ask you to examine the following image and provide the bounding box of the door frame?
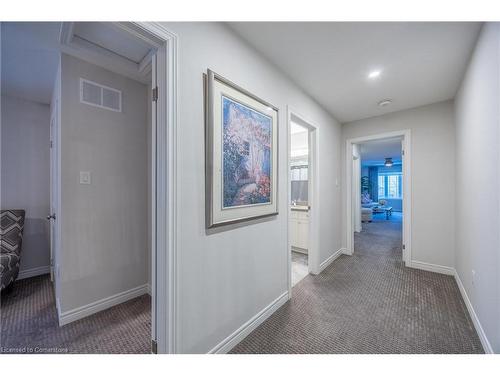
[95,22,179,354]
[130,22,179,354]
[287,107,320,296]
[345,129,412,266]
[52,22,178,353]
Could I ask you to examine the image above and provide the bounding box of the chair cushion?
[1,210,25,290]
[1,252,20,290]
[1,210,25,255]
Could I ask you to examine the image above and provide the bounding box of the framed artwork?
[205,69,279,228]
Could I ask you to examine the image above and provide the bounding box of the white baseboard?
[17,265,50,280]
[409,260,455,275]
[454,271,493,354]
[341,247,352,256]
[318,248,344,273]
[58,284,149,326]
[147,284,152,296]
[208,291,289,354]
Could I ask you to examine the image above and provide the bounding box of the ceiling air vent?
[80,78,122,112]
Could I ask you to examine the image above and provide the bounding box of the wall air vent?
[80,78,122,112]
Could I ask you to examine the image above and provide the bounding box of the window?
[378,175,385,198]
[378,172,402,199]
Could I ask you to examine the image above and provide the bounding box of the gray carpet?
[0,275,151,354]
[231,215,484,354]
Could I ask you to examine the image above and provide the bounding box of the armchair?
[1,210,26,291]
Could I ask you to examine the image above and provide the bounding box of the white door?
[150,51,158,352]
[49,108,58,282]
[401,138,406,264]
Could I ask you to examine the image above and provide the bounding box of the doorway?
[290,121,309,286]
[287,109,320,293]
[55,22,178,353]
[1,22,177,354]
[345,130,412,266]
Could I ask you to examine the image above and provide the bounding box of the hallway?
[231,215,483,353]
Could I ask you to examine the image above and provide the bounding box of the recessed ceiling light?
[378,99,392,107]
[368,70,381,79]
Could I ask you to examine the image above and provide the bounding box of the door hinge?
[401,149,405,156]
[403,244,406,250]
[50,140,53,148]
[152,86,158,102]
[151,339,157,354]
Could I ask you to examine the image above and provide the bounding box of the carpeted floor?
[231,214,484,354]
[0,275,151,354]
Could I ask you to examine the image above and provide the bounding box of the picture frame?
[205,69,279,228]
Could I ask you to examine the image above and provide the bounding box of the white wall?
[162,22,342,353]
[1,95,50,274]
[59,54,149,313]
[342,101,456,268]
[454,23,500,353]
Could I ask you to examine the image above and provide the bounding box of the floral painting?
[222,96,272,208]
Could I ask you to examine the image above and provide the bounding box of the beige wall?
[59,54,149,313]
[342,101,456,268]
[1,95,51,274]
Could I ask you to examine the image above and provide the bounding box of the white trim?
[138,49,155,75]
[56,297,61,318]
[409,260,455,275]
[318,248,344,274]
[59,284,149,326]
[132,22,179,354]
[345,129,412,266]
[208,291,289,354]
[17,265,50,280]
[454,271,494,354]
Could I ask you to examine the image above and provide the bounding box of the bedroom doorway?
[346,130,412,266]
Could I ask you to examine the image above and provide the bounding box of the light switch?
[80,171,91,185]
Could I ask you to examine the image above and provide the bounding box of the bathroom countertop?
[291,205,309,212]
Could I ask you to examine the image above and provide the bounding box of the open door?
[48,102,58,284]
[401,138,406,265]
[150,51,158,353]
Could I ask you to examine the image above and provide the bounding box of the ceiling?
[360,137,402,165]
[1,22,61,104]
[1,22,154,105]
[72,23,152,64]
[228,22,482,123]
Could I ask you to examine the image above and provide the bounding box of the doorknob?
[46,214,56,220]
